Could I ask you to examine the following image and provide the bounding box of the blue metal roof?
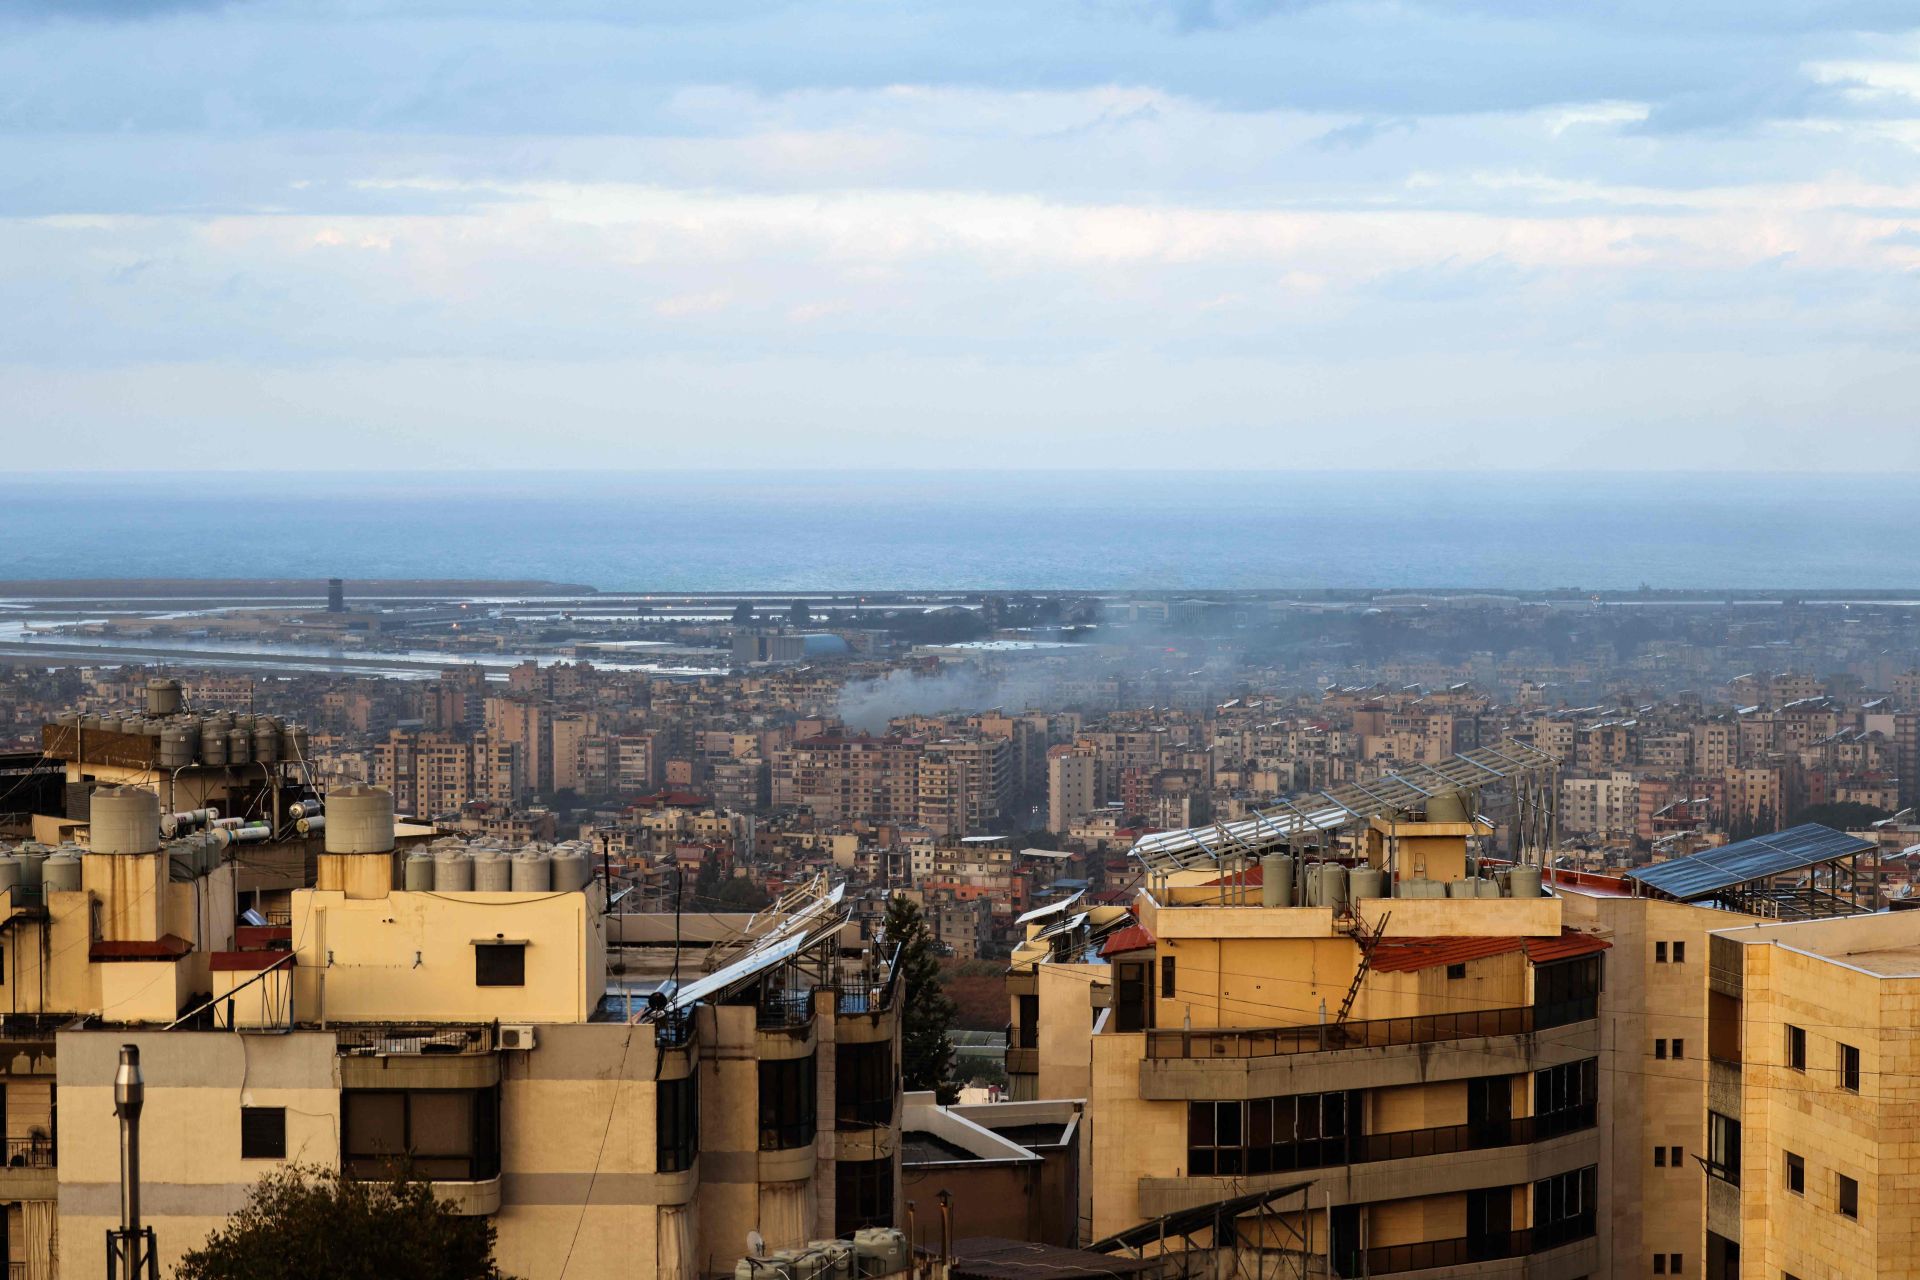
[1626,824,1873,901]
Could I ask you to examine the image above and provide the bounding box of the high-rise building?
[1047,750,1097,833]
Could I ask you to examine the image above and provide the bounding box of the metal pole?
[114,1043,145,1278]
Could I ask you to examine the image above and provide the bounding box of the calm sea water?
[0,471,1908,592]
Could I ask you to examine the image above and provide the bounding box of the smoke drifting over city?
[835,663,1073,732]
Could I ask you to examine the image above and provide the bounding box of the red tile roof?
[1370,929,1609,974]
[211,950,294,972]
[1100,922,1156,957]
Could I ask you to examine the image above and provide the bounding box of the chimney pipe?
[937,1189,953,1264]
[114,1043,145,1277]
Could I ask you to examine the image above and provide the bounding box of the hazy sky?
[5,1,1920,470]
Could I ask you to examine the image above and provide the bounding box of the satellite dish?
[746,1230,766,1259]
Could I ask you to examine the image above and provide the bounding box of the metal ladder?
[1334,906,1390,1025]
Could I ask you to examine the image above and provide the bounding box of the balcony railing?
[335,1023,493,1056]
[1358,1214,1596,1276]
[1146,1005,1541,1060]
[1191,1104,1596,1177]
[757,990,816,1031]
[0,1138,54,1170]
[654,1010,695,1050]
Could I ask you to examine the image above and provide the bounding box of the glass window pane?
[411,1092,472,1157]
[346,1093,405,1157]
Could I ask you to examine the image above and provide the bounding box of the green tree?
[884,894,959,1103]
[731,602,756,626]
[177,1165,513,1280]
[789,599,811,627]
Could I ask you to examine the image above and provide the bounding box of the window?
[240,1107,286,1159]
[1838,1173,1858,1219]
[1531,1164,1598,1251]
[1655,1039,1668,1061]
[1114,961,1152,1033]
[1534,956,1601,1029]
[1655,1258,1667,1275]
[1160,955,1177,999]
[1785,1151,1804,1195]
[1708,1112,1741,1185]
[1534,1058,1599,1139]
[1673,941,1686,963]
[1655,1146,1666,1167]
[474,942,525,987]
[835,1156,893,1236]
[1187,1091,1354,1176]
[656,1074,699,1173]
[1672,1038,1685,1060]
[758,1055,818,1151]
[1839,1042,1860,1092]
[836,1041,893,1130]
[343,1087,499,1181]
[1656,942,1668,963]
[1015,994,1038,1049]
[1669,1255,1683,1274]
[1670,1145,1683,1166]
[1786,1024,1806,1072]
[1446,963,1467,979]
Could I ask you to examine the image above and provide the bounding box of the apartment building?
[37,786,904,1280]
[1047,750,1098,834]
[916,739,1014,838]
[1561,772,1639,843]
[1012,779,1606,1275]
[374,727,524,816]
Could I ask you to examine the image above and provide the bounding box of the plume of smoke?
[836,662,1076,732]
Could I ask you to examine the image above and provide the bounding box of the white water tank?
[1510,865,1543,899]
[325,786,395,854]
[1447,879,1478,899]
[550,849,591,892]
[91,787,160,854]
[1475,877,1501,899]
[43,853,82,893]
[252,723,280,763]
[1259,853,1294,908]
[227,729,253,765]
[145,678,183,717]
[852,1230,909,1274]
[1350,867,1387,900]
[434,850,474,892]
[511,853,552,892]
[402,851,434,891]
[473,851,511,892]
[0,857,20,899]
[1321,863,1349,910]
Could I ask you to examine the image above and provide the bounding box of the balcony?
[1146,1006,1538,1060]
[336,1023,499,1090]
[336,1023,493,1056]
[1189,1106,1596,1179]
[1358,1214,1596,1276]
[0,1137,57,1201]
[1005,1020,1039,1077]
[757,990,815,1031]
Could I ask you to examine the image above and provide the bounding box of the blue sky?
[4,0,1919,470]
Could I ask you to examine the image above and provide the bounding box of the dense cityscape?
[0,580,1915,1277]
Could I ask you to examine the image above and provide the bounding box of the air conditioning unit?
[498,1025,536,1051]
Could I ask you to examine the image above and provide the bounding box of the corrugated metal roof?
[1625,823,1872,901]
[1100,922,1156,957]
[1370,929,1609,973]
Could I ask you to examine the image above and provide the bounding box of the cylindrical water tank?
[201,728,228,766]
[325,786,395,854]
[1321,863,1349,911]
[43,853,82,893]
[404,851,435,891]
[473,851,511,892]
[17,850,46,888]
[98,716,123,735]
[0,857,20,900]
[510,853,552,892]
[1447,879,1478,899]
[1509,866,1543,899]
[252,725,280,763]
[55,710,79,728]
[1350,867,1387,901]
[233,713,257,732]
[434,850,474,892]
[551,849,592,892]
[91,786,160,854]
[227,729,252,765]
[1475,877,1501,898]
[1426,791,1471,823]
[1259,853,1293,908]
[145,678,183,717]
[158,727,195,769]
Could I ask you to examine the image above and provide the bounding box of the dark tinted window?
[241,1107,285,1159]
[475,943,525,987]
[758,1055,817,1151]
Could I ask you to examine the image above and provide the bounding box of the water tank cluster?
[734,1231,907,1280]
[54,701,309,770]
[405,836,596,894]
[0,841,84,894]
[1255,852,1545,907]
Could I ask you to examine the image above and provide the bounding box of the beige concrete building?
[1047,751,1097,834]
[14,780,902,1280]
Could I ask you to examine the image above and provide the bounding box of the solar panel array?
[1625,824,1874,902]
[1129,738,1559,873]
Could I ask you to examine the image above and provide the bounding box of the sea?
[0,470,1909,593]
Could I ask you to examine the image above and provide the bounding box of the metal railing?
[335,1023,493,1056]
[654,1010,695,1050]
[0,1137,54,1169]
[1192,1104,1596,1176]
[757,990,816,1030]
[1146,1005,1538,1060]
[1358,1214,1595,1276]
